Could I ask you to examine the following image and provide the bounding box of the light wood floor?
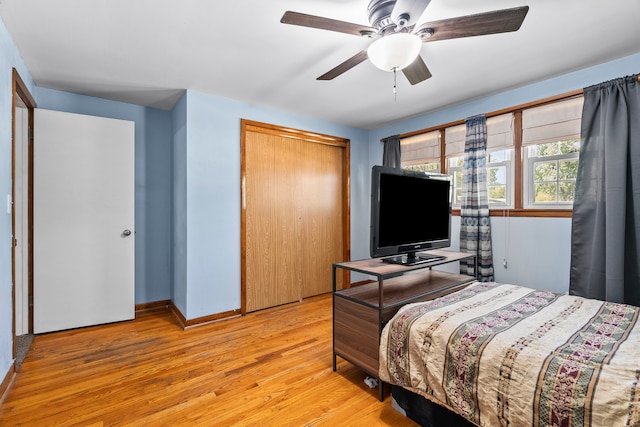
[0,294,417,426]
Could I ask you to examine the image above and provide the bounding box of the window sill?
[452,209,572,218]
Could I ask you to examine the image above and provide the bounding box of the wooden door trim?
[11,68,36,368]
[243,120,350,148]
[240,119,350,314]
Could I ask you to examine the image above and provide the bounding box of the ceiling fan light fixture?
[367,32,422,72]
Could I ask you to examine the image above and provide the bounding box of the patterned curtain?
[460,115,494,281]
[382,135,401,168]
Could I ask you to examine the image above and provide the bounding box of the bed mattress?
[379,282,640,427]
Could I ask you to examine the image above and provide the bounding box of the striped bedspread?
[379,282,640,427]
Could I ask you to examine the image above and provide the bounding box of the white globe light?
[367,33,422,72]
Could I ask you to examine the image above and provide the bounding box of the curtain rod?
[384,73,640,142]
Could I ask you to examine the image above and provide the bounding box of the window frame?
[524,145,579,209]
[447,156,463,208]
[486,149,514,209]
[447,149,514,210]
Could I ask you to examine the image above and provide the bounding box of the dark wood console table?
[332,249,477,401]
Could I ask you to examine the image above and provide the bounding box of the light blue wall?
[369,53,640,145]
[0,17,35,383]
[183,90,242,319]
[432,216,572,294]
[490,216,572,292]
[177,90,369,319]
[368,53,640,294]
[34,88,173,305]
[171,93,188,315]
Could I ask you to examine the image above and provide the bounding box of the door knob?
[122,229,132,237]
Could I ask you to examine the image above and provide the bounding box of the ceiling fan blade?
[392,0,432,28]
[402,55,432,85]
[281,11,376,37]
[415,6,529,42]
[317,50,369,80]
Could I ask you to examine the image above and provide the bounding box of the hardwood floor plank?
[1,294,416,426]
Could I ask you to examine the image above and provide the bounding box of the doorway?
[11,68,36,370]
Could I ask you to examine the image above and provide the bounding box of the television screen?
[370,165,451,265]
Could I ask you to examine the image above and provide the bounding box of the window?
[486,149,512,207]
[448,156,464,205]
[447,149,513,208]
[390,92,584,216]
[445,114,514,209]
[522,97,584,208]
[525,139,580,207]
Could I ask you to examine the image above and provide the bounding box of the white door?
[33,109,135,334]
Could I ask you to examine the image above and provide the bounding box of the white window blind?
[487,113,515,149]
[445,124,465,157]
[522,97,584,146]
[444,113,514,156]
[400,130,440,163]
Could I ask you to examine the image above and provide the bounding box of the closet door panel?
[273,136,303,303]
[300,142,345,298]
[244,132,301,312]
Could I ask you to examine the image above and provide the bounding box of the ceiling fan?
[281,0,529,85]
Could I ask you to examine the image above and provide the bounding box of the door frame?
[240,119,351,314]
[11,68,36,367]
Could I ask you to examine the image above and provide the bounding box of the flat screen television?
[370,165,452,265]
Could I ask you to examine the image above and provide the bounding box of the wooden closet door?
[299,141,345,298]
[244,132,303,312]
[242,121,349,313]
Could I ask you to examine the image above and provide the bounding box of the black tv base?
[382,252,446,266]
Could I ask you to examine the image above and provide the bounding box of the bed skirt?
[391,385,476,427]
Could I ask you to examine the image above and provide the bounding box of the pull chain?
[393,67,397,102]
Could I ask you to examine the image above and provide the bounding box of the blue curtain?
[460,115,494,281]
[382,135,401,168]
[569,75,640,305]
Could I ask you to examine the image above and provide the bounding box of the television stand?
[382,252,445,266]
[332,249,477,401]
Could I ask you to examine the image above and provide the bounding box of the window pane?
[488,150,508,163]
[488,166,506,186]
[448,157,464,168]
[532,139,581,158]
[534,161,557,182]
[558,159,578,180]
[559,139,580,154]
[454,169,463,186]
[488,186,506,204]
[534,142,560,157]
[403,162,439,173]
[487,164,507,205]
[535,182,557,203]
[454,188,462,205]
[558,181,576,202]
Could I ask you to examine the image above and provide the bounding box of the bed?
[379,281,640,427]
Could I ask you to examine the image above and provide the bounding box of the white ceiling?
[1,0,639,130]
